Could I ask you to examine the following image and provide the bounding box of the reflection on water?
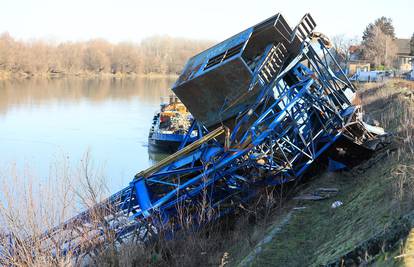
[0,77,175,192]
[148,151,170,164]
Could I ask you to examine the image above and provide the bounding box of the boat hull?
[148,132,185,153]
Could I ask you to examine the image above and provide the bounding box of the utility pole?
[385,36,387,68]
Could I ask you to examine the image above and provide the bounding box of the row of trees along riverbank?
[0,33,213,78]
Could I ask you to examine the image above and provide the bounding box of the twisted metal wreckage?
[2,13,386,260]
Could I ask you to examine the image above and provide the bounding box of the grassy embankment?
[232,80,414,266]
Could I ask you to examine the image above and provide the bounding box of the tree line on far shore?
[2,17,413,79]
[0,33,213,77]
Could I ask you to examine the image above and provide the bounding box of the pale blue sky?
[0,0,413,43]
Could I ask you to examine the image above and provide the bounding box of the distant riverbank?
[0,70,178,80]
[0,34,213,82]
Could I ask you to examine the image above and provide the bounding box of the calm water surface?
[0,77,175,193]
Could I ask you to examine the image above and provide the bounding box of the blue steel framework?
[1,15,380,261]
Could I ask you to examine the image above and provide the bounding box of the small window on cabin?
[203,42,245,71]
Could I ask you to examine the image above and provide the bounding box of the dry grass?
[91,185,295,267]
[0,151,110,266]
[358,80,414,209]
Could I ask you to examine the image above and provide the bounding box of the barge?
[148,95,195,153]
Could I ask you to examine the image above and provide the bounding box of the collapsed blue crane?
[1,13,384,260]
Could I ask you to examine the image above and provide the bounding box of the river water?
[0,77,175,193]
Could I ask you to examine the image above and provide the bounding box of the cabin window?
[204,42,245,71]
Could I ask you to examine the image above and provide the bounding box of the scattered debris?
[331,201,343,209]
[294,187,339,201]
[293,206,307,210]
[294,195,326,201]
[328,158,348,172]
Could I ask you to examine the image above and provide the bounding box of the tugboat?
[148,94,196,153]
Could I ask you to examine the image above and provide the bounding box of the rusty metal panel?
[174,57,258,127]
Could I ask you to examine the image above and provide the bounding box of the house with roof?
[394,38,414,73]
[347,45,370,76]
[347,39,413,76]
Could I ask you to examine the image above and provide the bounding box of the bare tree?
[362,25,397,68]
[0,33,213,77]
[331,34,358,67]
[0,32,14,70]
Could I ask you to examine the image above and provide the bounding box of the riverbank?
[89,80,414,267]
